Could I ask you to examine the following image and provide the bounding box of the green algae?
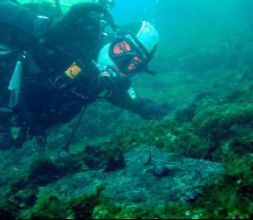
[20,192,69,219]
[23,81,253,211]
[2,97,253,219]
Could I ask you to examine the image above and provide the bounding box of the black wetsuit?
[0,1,171,150]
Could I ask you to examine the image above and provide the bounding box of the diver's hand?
[98,68,119,97]
[142,102,174,120]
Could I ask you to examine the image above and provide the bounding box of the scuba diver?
[0,0,172,151]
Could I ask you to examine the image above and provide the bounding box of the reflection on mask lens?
[128,56,143,71]
[113,41,131,56]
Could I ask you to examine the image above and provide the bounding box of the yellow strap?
[65,62,82,79]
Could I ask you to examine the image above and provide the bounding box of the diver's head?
[97,21,159,78]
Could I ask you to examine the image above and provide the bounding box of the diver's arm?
[106,85,172,120]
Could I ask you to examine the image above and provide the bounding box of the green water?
[1,0,253,219]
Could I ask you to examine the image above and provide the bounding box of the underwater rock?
[40,146,223,206]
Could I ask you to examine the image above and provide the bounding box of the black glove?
[141,101,174,120]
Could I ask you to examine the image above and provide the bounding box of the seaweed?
[20,193,69,219]
[28,158,60,186]
[0,200,18,220]
[187,154,253,219]
[70,184,106,219]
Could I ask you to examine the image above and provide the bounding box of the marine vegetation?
[1,82,253,219]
